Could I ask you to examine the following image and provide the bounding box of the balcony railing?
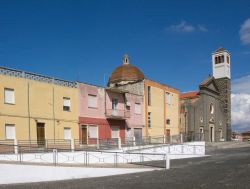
[105,109,130,119]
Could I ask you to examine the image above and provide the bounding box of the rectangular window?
[112,98,118,110]
[148,112,151,128]
[64,127,71,140]
[4,88,15,104]
[5,124,15,140]
[111,126,120,138]
[166,119,170,125]
[148,86,151,106]
[63,97,70,111]
[88,94,97,108]
[88,125,98,138]
[166,92,171,105]
[134,103,141,114]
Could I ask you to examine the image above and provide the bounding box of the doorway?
[166,129,171,143]
[37,123,45,147]
[134,128,142,145]
[209,124,215,142]
[81,125,87,144]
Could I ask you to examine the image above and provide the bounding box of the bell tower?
[212,47,231,141]
[212,47,231,79]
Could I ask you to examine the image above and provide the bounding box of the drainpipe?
[52,81,56,143]
[27,82,31,145]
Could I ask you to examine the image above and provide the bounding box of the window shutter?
[88,95,97,108]
[134,103,141,114]
[88,126,97,138]
[5,89,15,104]
[5,124,15,139]
[166,93,171,104]
[63,98,70,107]
[64,128,71,140]
[111,126,120,138]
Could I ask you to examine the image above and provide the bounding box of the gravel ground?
[1,146,250,189]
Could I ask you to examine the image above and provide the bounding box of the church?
[180,48,231,142]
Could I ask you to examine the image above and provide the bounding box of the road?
[1,146,250,189]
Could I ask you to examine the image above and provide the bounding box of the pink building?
[78,82,144,144]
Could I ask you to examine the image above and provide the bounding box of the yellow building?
[0,67,79,144]
[144,79,180,137]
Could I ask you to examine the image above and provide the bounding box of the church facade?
[180,48,231,142]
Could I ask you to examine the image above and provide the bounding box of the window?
[4,88,15,104]
[148,112,151,128]
[134,103,141,114]
[210,103,214,114]
[215,57,218,64]
[64,128,71,140]
[199,127,204,133]
[88,125,98,138]
[112,98,118,110]
[148,86,151,106]
[221,55,224,62]
[5,124,15,140]
[166,92,171,105]
[200,116,204,123]
[88,94,97,108]
[63,97,70,111]
[166,119,170,125]
[227,56,230,64]
[111,126,120,138]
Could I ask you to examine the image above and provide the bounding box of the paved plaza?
[1,144,250,189]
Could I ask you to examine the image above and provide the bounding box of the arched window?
[210,103,214,114]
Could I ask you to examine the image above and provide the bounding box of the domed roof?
[108,54,145,85]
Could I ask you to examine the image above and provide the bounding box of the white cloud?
[166,21,208,33]
[240,18,250,45]
[198,25,208,32]
[232,75,250,132]
[232,75,250,94]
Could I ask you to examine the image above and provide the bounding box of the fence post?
[163,135,166,144]
[118,137,121,149]
[45,139,48,149]
[14,139,18,154]
[97,138,100,150]
[114,152,118,167]
[53,149,57,166]
[71,138,75,152]
[165,154,170,169]
[180,133,183,143]
[133,137,136,146]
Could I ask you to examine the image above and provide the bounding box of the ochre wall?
[144,79,180,137]
[0,74,79,141]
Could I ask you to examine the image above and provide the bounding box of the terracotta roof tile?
[180,91,199,99]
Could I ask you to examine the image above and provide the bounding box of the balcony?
[105,109,130,120]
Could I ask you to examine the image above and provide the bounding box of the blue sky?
[1,0,250,90]
[1,0,250,131]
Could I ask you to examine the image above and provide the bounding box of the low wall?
[0,142,206,165]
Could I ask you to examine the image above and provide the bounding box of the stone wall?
[215,78,231,140]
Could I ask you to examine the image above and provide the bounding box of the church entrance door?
[209,124,215,142]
